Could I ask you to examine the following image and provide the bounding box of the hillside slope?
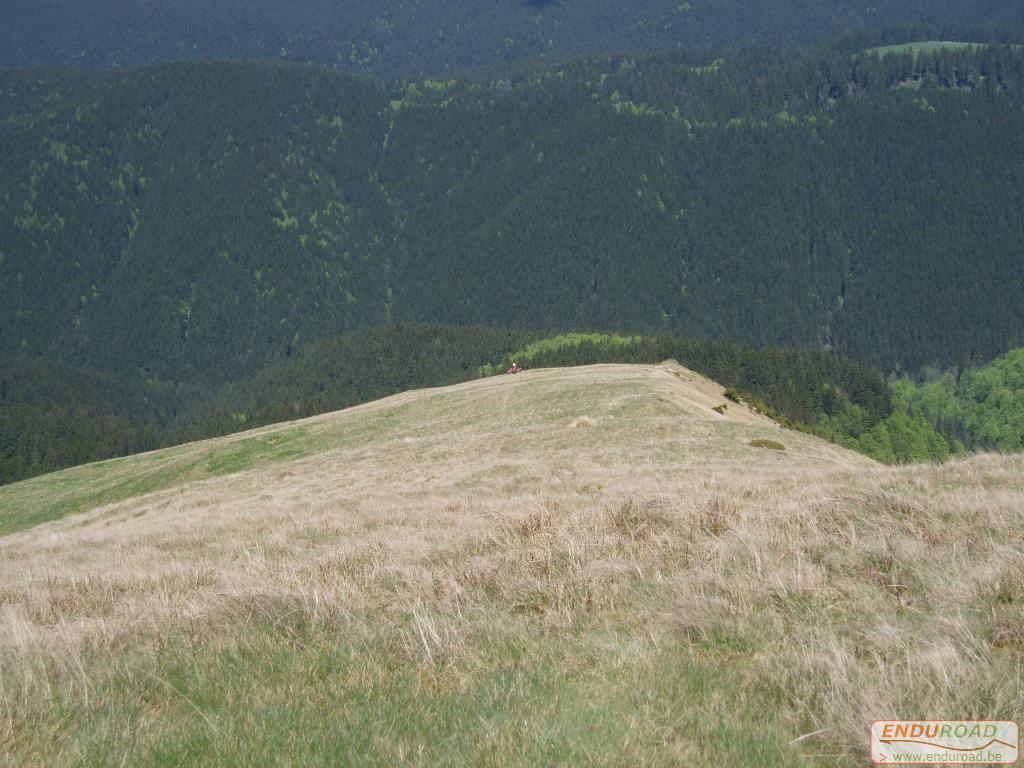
[1,364,1021,766]
[0,362,866,536]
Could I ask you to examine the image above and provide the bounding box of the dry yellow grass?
[0,363,1020,766]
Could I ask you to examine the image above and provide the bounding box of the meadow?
[0,364,1020,765]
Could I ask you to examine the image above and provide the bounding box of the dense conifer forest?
[2,1,1021,75]
[3,41,1023,386]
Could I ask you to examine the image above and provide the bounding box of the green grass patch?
[867,41,985,58]
[0,452,208,536]
[1,610,823,767]
[0,431,324,538]
[480,333,641,376]
[750,439,786,452]
[0,399,423,537]
[202,428,311,475]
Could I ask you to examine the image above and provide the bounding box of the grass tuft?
[750,438,786,451]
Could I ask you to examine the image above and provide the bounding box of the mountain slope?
[2,0,1021,75]
[0,62,391,381]
[3,45,1023,384]
[0,363,1020,766]
[0,362,868,536]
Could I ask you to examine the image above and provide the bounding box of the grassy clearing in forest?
[867,41,988,58]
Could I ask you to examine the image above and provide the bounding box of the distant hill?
[1,0,1022,75]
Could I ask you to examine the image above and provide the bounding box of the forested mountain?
[3,1,1022,76]
[3,42,1023,386]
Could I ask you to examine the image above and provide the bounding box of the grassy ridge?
[480,332,953,464]
[2,326,905,486]
[0,328,960,491]
[0,325,530,486]
[0,434,289,537]
[0,399,408,536]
